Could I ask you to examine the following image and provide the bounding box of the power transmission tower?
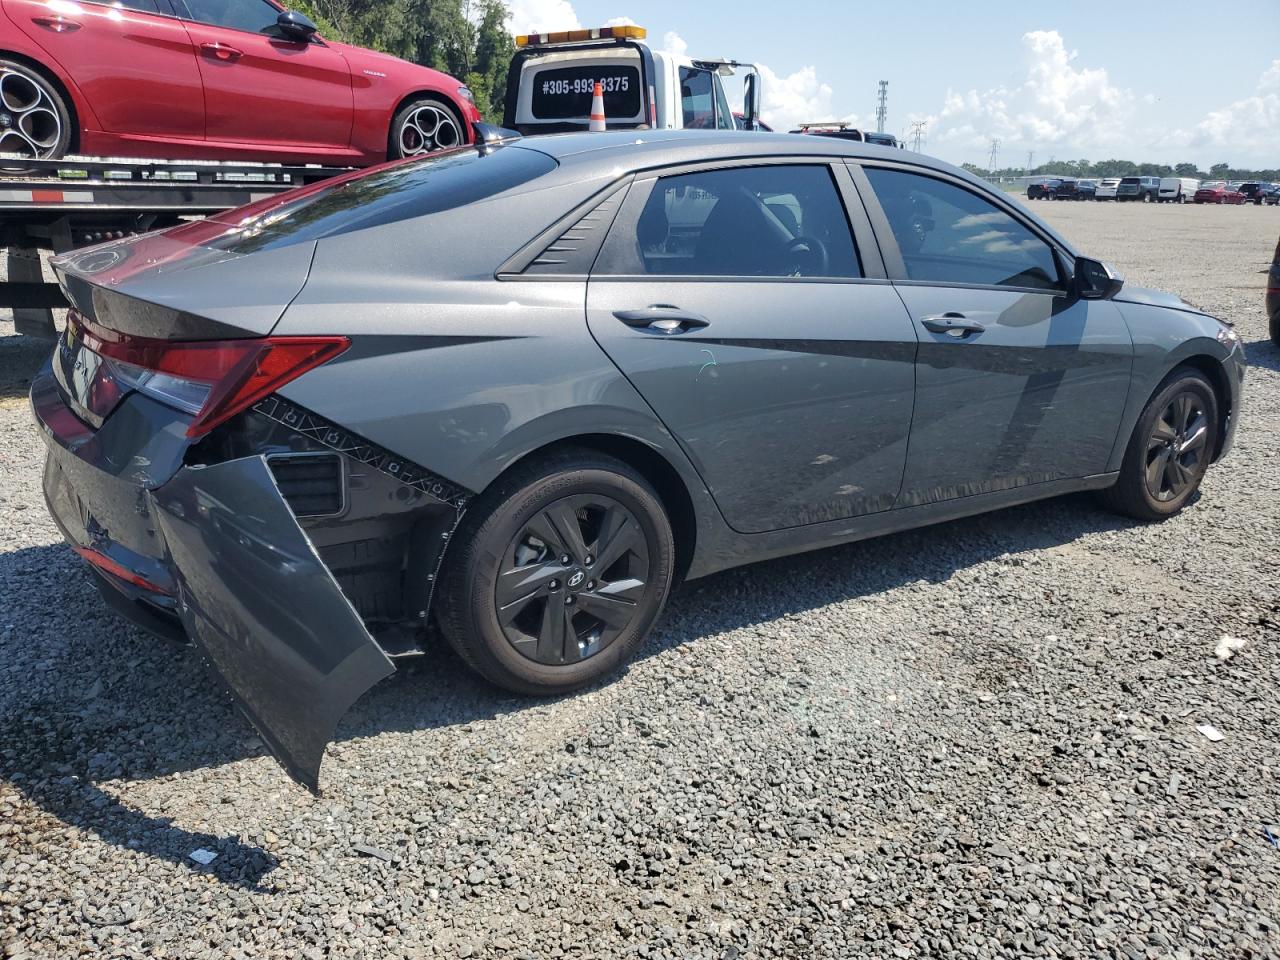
[1026,151,1034,175]
[908,120,927,152]
[875,81,888,134]
[987,137,1000,175]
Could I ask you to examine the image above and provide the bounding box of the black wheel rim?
[1145,391,1209,502]
[495,494,649,665]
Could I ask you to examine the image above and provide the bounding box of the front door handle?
[201,41,243,61]
[613,305,710,335]
[921,313,985,337]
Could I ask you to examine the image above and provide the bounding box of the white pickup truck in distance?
[503,25,761,135]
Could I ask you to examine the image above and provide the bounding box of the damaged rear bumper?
[33,365,465,792]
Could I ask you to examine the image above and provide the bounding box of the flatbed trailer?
[0,154,351,338]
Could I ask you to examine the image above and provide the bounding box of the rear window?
[530,65,641,120]
[1120,177,1140,185]
[203,146,557,253]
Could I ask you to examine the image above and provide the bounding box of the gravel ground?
[1,201,1278,959]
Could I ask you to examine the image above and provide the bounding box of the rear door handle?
[201,41,243,61]
[31,14,80,31]
[613,305,710,335]
[921,313,985,337]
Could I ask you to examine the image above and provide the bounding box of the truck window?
[679,68,717,129]
[529,64,641,121]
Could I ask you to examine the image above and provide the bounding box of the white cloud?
[603,15,637,27]
[917,30,1133,161]
[757,64,838,133]
[505,0,580,34]
[661,30,688,58]
[1190,60,1280,163]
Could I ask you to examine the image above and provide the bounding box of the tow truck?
[504,24,762,135]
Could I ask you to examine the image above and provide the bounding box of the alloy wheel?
[397,103,461,156]
[495,494,650,666]
[1145,390,1209,502]
[0,69,61,159]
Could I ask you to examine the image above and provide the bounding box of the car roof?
[509,129,923,168]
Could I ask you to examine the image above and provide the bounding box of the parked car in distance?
[1053,179,1082,200]
[33,130,1245,791]
[1095,178,1121,201]
[1269,235,1280,345]
[1117,176,1161,202]
[1263,183,1280,205]
[1194,182,1221,203]
[1238,182,1268,205]
[1158,177,1199,203]
[1026,178,1062,200]
[1075,179,1098,199]
[0,0,481,164]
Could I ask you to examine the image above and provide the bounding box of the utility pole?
[908,120,927,152]
[987,137,1000,176]
[875,80,888,134]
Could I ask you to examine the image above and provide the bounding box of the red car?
[1194,182,1245,204]
[0,0,481,165]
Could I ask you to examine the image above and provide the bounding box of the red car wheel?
[390,97,463,160]
[0,60,71,162]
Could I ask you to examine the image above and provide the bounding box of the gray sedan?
[33,130,1245,790]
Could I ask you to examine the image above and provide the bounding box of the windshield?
[1201,182,1224,189]
[188,146,558,253]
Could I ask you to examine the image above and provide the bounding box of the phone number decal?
[540,75,631,96]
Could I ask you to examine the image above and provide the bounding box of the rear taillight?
[67,310,348,437]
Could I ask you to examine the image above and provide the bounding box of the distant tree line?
[291,0,513,120]
[962,158,1280,182]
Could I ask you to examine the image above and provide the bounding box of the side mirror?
[276,9,318,41]
[743,72,760,131]
[1074,255,1124,300]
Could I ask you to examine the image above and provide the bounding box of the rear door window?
[865,166,1062,291]
[602,164,861,279]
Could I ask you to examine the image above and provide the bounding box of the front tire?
[0,60,71,162]
[1098,368,1219,521]
[437,450,675,696]
[389,96,463,160]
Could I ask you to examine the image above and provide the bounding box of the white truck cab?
[503,25,761,135]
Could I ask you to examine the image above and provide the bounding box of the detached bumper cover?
[37,359,398,793]
[149,457,395,793]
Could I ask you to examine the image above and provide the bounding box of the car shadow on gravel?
[1243,338,1279,372]
[0,491,1138,889]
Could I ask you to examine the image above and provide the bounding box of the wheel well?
[1174,355,1232,461]
[507,434,698,583]
[0,51,79,152]
[387,90,467,147]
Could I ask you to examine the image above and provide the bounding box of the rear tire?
[1098,367,1219,521]
[388,96,463,160]
[436,449,675,696]
[0,60,71,164]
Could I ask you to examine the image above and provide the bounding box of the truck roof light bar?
[515,24,646,47]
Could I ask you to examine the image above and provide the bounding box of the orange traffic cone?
[588,82,606,132]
